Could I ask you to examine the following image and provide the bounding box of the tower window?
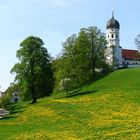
[116,34,118,38]
[108,35,109,38]
[111,34,114,38]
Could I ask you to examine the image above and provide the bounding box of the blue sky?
[0,0,140,91]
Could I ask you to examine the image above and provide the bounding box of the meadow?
[0,68,140,140]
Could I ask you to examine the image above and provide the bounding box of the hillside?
[0,68,140,140]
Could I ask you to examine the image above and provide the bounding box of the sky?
[0,0,140,91]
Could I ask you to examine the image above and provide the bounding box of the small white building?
[105,12,140,67]
[122,49,140,65]
[10,92,19,103]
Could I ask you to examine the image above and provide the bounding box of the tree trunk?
[30,59,37,104]
[31,96,37,104]
[91,49,96,81]
[92,62,96,81]
[91,35,96,81]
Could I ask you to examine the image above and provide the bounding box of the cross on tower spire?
[112,9,114,18]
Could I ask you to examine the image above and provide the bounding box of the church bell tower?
[106,11,122,66]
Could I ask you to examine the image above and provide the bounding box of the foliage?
[11,36,54,103]
[59,78,72,94]
[0,68,140,139]
[53,26,107,92]
[6,83,19,96]
[0,93,11,109]
[0,83,21,108]
[79,27,107,79]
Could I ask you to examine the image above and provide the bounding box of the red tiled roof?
[122,49,140,60]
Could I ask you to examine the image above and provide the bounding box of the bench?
[0,109,9,119]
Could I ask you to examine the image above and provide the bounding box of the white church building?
[105,12,140,67]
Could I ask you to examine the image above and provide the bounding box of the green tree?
[53,26,107,92]
[80,27,107,80]
[59,78,72,94]
[11,36,54,103]
[53,34,79,91]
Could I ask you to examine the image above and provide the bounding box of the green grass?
[0,68,140,140]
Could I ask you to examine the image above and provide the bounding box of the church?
[105,12,140,67]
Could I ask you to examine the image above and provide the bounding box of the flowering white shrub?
[59,78,71,94]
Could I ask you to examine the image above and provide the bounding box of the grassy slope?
[0,68,140,140]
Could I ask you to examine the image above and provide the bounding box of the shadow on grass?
[0,116,17,120]
[69,89,82,94]
[66,90,97,98]
[10,110,24,114]
[95,72,109,81]
[7,104,26,115]
[76,72,110,90]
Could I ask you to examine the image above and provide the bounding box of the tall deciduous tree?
[80,27,107,80]
[53,34,79,91]
[53,26,107,92]
[11,36,54,103]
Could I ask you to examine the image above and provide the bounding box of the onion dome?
[106,12,120,29]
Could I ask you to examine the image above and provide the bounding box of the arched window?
[108,35,109,38]
[111,34,114,38]
[116,34,118,38]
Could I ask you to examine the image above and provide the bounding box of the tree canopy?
[11,36,54,103]
[53,26,107,92]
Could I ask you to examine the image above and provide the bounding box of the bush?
[102,64,113,73]
[59,78,72,94]
[0,94,11,109]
